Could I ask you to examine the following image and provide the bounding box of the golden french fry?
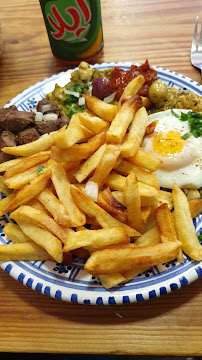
[98,273,125,289]
[110,212,128,224]
[3,222,32,243]
[135,226,160,247]
[70,185,140,237]
[63,227,129,252]
[10,205,70,244]
[141,206,152,224]
[0,194,15,217]
[27,198,52,216]
[117,75,145,109]
[122,266,151,284]
[0,176,12,196]
[106,95,143,144]
[3,165,47,189]
[154,203,178,243]
[97,188,127,218]
[88,145,121,188]
[51,161,86,227]
[1,133,54,156]
[106,172,159,197]
[154,202,183,263]
[84,241,181,275]
[83,94,117,122]
[51,131,106,163]
[141,97,152,109]
[126,149,162,172]
[140,196,158,208]
[3,169,51,213]
[74,144,106,183]
[0,242,52,261]
[113,154,123,169]
[172,184,202,260]
[157,190,173,210]
[189,199,202,219]
[138,181,159,198]
[37,188,70,227]
[61,161,81,175]
[53,113,94,149]
[0,158,23,173]
[17,220,63,263]
[105,172,126,191]
[112,182,158,207]
[115,160,159,189]
[112,188,157,208]
[123,173,144,232]
[121,107,148,158]
[79,112,109,133]
[4,152,50,179]
[145,120,158,136]
[119,95,151,110]
[113,200,152,225]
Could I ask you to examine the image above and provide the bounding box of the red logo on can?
[46,0,91,42]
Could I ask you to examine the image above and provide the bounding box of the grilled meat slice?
[36,99,62,116]
[34,119,60,135]
[0,130,17,163]
[0,106,35,133]
[18,127,40,145]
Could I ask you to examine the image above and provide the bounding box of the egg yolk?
[153,131,185,157]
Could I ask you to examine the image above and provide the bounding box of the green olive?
[148,79,168,104]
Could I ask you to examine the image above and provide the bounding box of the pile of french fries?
[0,75,202,289]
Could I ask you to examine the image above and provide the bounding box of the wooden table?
[0,0,202,356]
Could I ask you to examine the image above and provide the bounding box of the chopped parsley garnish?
[36,165,44,174]
[63,83,88,117]
[198,232,202,243]
[171,109,202,139]
[65,83,88,104]
[65,103,87,118]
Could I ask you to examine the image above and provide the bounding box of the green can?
[39,0,104,64]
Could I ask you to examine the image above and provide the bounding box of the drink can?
[39,0,104,64]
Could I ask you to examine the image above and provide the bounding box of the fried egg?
[141,109,202,189]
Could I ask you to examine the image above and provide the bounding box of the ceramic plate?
[0,62,202,305]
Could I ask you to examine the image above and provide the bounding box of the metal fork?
[191,16,202,81]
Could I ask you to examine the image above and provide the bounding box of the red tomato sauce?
[110,60,157,100]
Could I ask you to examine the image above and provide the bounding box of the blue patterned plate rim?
[0,62,201,305]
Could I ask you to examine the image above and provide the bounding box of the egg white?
[141,109,202,189]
